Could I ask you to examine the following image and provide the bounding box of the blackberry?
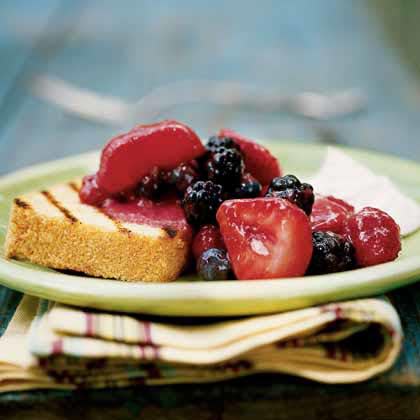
[266,174,314,215]
[166,162,199,195]
[307,231,356,275]
[206,136,240,153]
[206,148,244,190]
[232,173,262,199]
[197,248,232,281]
[136,167,164,199]
[182,180,223,226]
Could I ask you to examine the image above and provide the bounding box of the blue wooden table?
[1,1,420,418]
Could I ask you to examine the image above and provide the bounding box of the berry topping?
[206,136,240,154]
[216,198,313,280]
[166,162,199,195]
[266,174,314,215]
[206,148,244,190]
[310,195,354,235]
[232,173,262,199]
[218,128,282,185]
[192,225,225,260]
[79,174,108,206]
[197,248,232,281]
[182,181,223,226]
[96,120,205,195]
[307,231,356,275]
[344,207,401,267]
[136,167,164,199]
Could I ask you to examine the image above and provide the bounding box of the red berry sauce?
[102,194,192,240]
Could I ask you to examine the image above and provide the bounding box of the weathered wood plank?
[0,379,419,420]
[385,284,420,385]
[0,0,61,105]
[0,287,21,336]
[1,0,420,175]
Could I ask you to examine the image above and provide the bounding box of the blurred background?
[1,0,420,174]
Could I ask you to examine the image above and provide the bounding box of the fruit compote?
[79,120,205,238]
[79,119,402,281]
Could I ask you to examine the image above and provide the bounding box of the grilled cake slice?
[4,181,191,282]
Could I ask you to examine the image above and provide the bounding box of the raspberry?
[307,231,356,275]
[232,173,262,199]
[79,174,108,206]
[197,248,232,281]
[206,148,244,190]
[266,174,314,215]
[182,181,223,226]
[192,225,225,260]
[310,195,354,235]
[344,207,401,267]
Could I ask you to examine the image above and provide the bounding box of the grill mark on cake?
[97,208,132,235]
[162,226,178,238]
[14,198,31,210]
[68,181,80,193]
[66,182,131,235]
[41,190,79,223]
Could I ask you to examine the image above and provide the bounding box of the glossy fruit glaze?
[311,195,354,235]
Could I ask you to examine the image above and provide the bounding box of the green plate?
[0,143,420,316]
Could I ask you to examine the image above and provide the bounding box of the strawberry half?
[97,120,205,195]
[218,129,281,185]
[216,198,313,280]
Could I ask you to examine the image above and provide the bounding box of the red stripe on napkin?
[86,313,94,337]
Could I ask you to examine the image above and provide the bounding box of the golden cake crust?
[4,181,190,282]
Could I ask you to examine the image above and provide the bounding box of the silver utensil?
[30,75,367,127]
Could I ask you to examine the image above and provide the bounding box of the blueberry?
[266,174,314,215]
[233,173,262,199]
[307,231,356,275]
[197,248,233,281]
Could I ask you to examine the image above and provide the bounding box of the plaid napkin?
[0,295,402,392]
